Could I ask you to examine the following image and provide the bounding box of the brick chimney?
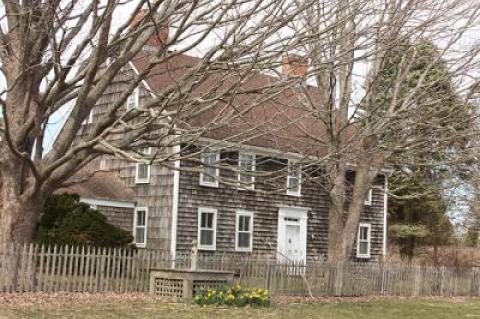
[132,10,168,47]
[282,53,308,78]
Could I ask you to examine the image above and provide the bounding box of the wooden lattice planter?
[149,268,234,299]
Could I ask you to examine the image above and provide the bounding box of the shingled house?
[73,29,389,263]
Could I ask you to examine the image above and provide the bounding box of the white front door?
[277,207,308,263]
[285,224,302,261]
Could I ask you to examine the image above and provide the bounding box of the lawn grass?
[1,298,480,319]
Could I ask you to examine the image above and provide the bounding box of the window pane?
[201,212,214,228]
[127,89,138,109]
[240,154,253,170]
[288,162,301,193]
[138,147,150,155]
[359,241,369,255]
[239,216,250,232]
[360,227,368,240]
[206,213,213,228]
[239,154,254,184]
[288,176,299,191]
[135,228,145,244]
[203,153,216,165]
[137,164,149,179]
[136,211,146,226]
[203,166,216,183]
[238,232,251,248]
[202,153,217,183]
[200,229,213,246]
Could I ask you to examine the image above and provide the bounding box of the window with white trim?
[82,110,93,125]
[200,152,219,187]
[198,208,217,250]
[135,147,151,184]
[236,211,253,251]
[287,160,301,196]
[364,189,373,205]
[133,207,148,247]
[126,87,139,110]
[238,153,255,190]
[357,223,371,258]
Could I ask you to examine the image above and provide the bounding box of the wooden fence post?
[190,240,198,271]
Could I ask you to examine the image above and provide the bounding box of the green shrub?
[193,285,270,307]
[34,193,134,247]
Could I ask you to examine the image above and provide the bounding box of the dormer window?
[126,87,139,110]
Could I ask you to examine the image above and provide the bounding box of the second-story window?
[238,152,255,190]
[135,147,151,184]
[287,160,301,196]
[82,110,93,125]
[126,87,139,110]
[200,151,219,187]
[364,189,373,205]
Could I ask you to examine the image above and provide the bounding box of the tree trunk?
[327,165,348,262]
[0,190,40,245]
[0,158,43,245]
[327,161,380,262]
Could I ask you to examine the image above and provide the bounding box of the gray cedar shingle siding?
[175,150,386,261]
[96,205,134,233]
[82,70,176,251]
[99,155,174,251]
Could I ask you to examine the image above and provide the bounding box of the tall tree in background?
[384,41,473,262]
[388,169,454,263]
[286,0,479,261]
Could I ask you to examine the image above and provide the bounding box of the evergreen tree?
[34,194,134,247]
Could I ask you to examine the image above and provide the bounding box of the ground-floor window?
[198,207,217,250]
[357,223,371,258]
[134,207,148,248]
[235,210,254,252]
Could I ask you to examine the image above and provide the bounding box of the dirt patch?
[0,292,166,306]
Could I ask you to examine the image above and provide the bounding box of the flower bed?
[193,285,270,307]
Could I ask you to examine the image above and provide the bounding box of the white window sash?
[286,160,301,196]
[133,207,148,248]
[235,210,254,252]
[135,147,151,184]
[199,152,219,187]
[126,87,139,110]
[197,207,217,250]
[238,153,256,190]
[356,223,371,258]
[135,163,151,184]
[364,189,373,205]
[82,110,93,125]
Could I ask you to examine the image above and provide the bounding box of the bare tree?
[0,0,316,244]
[279,0,480,261]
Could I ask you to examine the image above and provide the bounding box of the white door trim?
[277,207,308,263]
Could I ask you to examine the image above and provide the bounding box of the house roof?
[56,171,135,203]
[130,51,347,158]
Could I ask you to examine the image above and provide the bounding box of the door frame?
[277,206,308,263]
